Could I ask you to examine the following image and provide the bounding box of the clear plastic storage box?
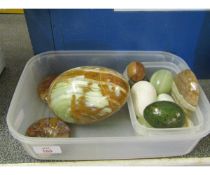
[123,63,204,136]
[6,51,210,160]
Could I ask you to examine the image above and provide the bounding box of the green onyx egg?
[150,69,173,95]
[144,101,185,128]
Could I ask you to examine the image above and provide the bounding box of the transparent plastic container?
[6,51,210,160]
[124,63,204,136]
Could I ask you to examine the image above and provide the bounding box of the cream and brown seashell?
[47,66,130,124]
[171,69,200,112]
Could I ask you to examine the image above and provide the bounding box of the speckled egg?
[47,66,129,124]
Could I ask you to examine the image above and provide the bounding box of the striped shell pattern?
[48,66,129,124]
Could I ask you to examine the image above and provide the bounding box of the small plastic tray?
[124,63,204,136]
[6,51,210,160]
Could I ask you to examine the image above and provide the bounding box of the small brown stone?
[26,117,71,137]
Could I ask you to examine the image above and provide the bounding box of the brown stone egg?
[127,61,145,82]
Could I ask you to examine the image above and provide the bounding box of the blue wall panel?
[25,10,210,78]
[194,13,210,78]
[24,10,55,53]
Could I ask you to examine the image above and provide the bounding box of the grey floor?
[0,14,210,164]
[0,14,35,163]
